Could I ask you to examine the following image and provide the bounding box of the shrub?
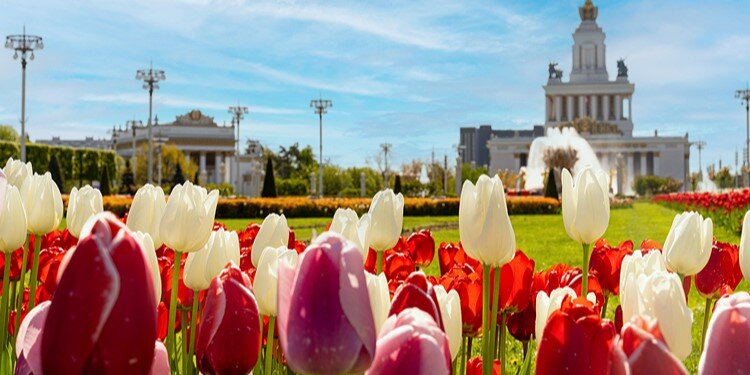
[544,168,558,200]
[262,158,277,198]
[100,163,112,196]
[634,175,682,196]
[48,154,65,192]
[121,160,135,195]
[205,183,235,197]
[277,178,308,196]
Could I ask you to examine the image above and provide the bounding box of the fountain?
[696,170,718,192]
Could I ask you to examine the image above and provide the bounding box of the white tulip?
[132,231,162,305]
[740,211,750,281]
[3,157,32,188]
[459,174,516,266]
[159,181,219,253]
[561,167,610,245]
[0,183,27,253]
[662,211,712,276]
[66,185,103,238]
[367,189,404,252]
[251,213,289,267]
[127,184,166,247]
[623,270,693,360]
[329,208,371,259]
[365,272,390,335]
[619,250,667,320]
[20,173,63,235]
[535,287,596,343]
[253,246,298,316]
[184,228,241,292]
[434,285,463,360]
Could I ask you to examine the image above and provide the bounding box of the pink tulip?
[699,292,750,374]
[366,308,451,375]
[149,341,170,375]
[617,316,687,374]
[388,271,443,329]
[278,232,376,374]
[40,212,158,374]
[195,263,261,374]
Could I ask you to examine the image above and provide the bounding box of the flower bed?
[653,190,750,233]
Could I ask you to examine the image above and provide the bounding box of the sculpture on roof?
[548,62,563,79]
[617,59,628,78]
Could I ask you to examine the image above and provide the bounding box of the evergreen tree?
[120,159,135,195]
[544,167,559,200]
[48,154,65,192]
[262,158,277,198]
[394,174,402,195]
[100,164,112,196]
[172,162,185,189]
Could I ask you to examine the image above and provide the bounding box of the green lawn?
[219,202,744,373]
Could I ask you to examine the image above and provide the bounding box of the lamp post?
[736,86,750,187]
[229,104,249,195]
[126,120,143,181]
[310,96,332,197]
[380,143,392,188]
[5,27,43,163]
[136,63,165,184]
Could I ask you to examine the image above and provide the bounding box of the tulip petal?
[339,245,377,370]
[15,301,50,375]
[149,341,170,375]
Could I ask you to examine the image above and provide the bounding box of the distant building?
[38,136,112,150]
[460,125,545,167]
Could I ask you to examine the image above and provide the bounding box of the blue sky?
[1,0,749,171]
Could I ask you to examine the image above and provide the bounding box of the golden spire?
[579,0,598,21]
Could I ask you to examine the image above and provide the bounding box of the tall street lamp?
[126,119,143,181]
[229,104,249,195]
[736,85,750,186]
[310,96,332,197]
[136,63,165,184]
[5,27,43,163]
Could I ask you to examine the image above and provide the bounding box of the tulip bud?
[0,182,27,253]
[132,231,162,305]
[159,181,219,253]
[662,211,712,276]
[434,285,463,361]
[20,172,63,235]
[127,184,166,248]
[329,208,371,259]
[66,185,103,238]
[367,308,451,374]
[278,232,376,374]
[3,157,32,187]
[368,189,404,252]
[196,263,261,374]
[184,228,240,292]
[254,245,298,317]
[251,213,289,267]
[699,292,750,373]
[739,211,750,281]
[619,250,667,320]
[561,167,610,245]
[366,272,390,334]
[459,174,515,266]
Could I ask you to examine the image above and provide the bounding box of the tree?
[100,163,112,196]
[543,147,578,171]
[172,162,185,189]
[48,154,65,192]
[0,125,19,142]
[134,144,197,186]
[544,168,559,199]
[394,175,402,195]
[262,158,277,198]
[120,159,135,195]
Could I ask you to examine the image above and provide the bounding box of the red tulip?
[533,264,605,313]
[195,263,261,375]
[640,239,662,252]
[389,272,443,330]
[41,213,157,374]
[439,265,482,336]
[37,244,69,295]
[437,241,479,276]
[407,230,435,269]
[536,296,620,375]
[466,356,501,375]
[496,250,535,314]
[277,232,376,374]
[366,308,451,375]
[699,292,750,373]
[507,303,536,342]
[588,239,633,296]
[385,251,416,282]
[695,240,742,299]
[0,248,23,281]
[617,316,687,374]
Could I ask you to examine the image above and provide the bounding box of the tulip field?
[4,159,750,374]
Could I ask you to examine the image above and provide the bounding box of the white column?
[640,153,647,176]
[615,95,622,120]
[199,152,207,184]
[224,155,233,183]
[627,154,634,187]
[591,95,599,120]
[566,96,574,121]
[603,95,610,120]
[654,153,660,175]
[628,96,633,120]
[602,152,610,170]
[578,96,586,118]
[185,153,191,164]
[214,153,223,184]
[513,154,520,172]
[555,96,562,122]
[545,96,551,121]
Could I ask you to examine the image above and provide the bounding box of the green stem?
[167,251,184,371]
[601,296,609,319]
[188,290,199,375]
[701,298,713,352]
[15,236,30,329]
[489,267,500,362]
[481,264,491,375]
[456,336,465,375]
[499,311,507,375]
[181,309,188,374]
[581,243,591,297]
[522,340,528,358]
[27,237,42,311]
[0,256,12,363]
[375,251,384,274]
[265,315,276,375]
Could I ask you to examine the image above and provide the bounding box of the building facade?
[39,136,112,150]
[460,125,544,167]
[480,0,690,194]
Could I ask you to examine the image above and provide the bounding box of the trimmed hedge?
[0,141,118,191]
[92,195,561,218]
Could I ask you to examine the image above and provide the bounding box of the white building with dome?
[482,0,690,194]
